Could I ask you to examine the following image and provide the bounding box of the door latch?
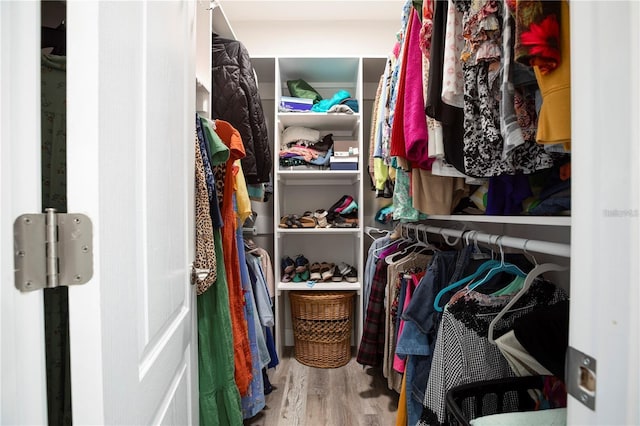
[14,208,93,292]
[566,346,597,410]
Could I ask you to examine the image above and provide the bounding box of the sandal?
[337,262,357,282]
[320,262,335,281]
[279,215,293,228]
[314,209,329,228]
[309,262,322,281]
[331,215,358,228]
[299,215,317,228]
[343,268,358,283]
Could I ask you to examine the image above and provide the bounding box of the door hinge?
[14,208,93,292]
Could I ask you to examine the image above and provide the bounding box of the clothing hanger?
[466,236,527,292]
[364,226,391,240]
[439,224,467,248]
[487,262,569,345]
[432,233,502,312]
[385,224,433,265]
[372,224,407,258]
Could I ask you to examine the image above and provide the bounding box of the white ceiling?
[218,0,406,23]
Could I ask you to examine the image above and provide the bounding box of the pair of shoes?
[292,254,310,282]
[336,262,358,283]
[281,256,295,282]
[279,214,315,228]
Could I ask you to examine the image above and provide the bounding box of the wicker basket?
[289,291,355,368]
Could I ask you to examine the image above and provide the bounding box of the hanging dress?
[195,125,243,425]
[213,119,253,396]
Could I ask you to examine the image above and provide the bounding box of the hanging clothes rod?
[398,222,571,258]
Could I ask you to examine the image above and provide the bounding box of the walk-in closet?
[0,1,637,426]
[205,1,638,425]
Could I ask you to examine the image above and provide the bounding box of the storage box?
[279,96,313,112]
[289,291,355,368]
[333,140,359,157]
[330,156,358,170]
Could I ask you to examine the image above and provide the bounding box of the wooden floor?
[244,348,399,426]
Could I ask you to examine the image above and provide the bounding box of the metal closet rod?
[398,222,571,258]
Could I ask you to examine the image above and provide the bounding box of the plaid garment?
[356,258,390,366]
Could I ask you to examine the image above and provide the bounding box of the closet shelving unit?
[273,57,365,355]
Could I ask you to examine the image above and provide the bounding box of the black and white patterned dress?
[417,278,568,425]
[455,0,554,177]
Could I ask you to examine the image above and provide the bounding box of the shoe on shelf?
[281,256,295,274]
[331,264,343,282]
[320,262,335,281]
[294,254,309,273]
[337,262,358,283]
[299,213,317,228]
[314,209,329,228]
[293,269,310,282]
[309,262,322,281]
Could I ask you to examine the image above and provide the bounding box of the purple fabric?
[404,11,433,170]
[486,174,532,215]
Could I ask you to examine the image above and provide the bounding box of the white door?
[65,1,198,425]
[569,1,639,425]
[0,2,48,424]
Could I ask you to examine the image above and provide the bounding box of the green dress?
[197,228,243,426]
[196,119,243,425]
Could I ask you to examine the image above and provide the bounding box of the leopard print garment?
[194,133,217,295]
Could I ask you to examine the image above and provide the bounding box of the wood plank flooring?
[244,348,399,426]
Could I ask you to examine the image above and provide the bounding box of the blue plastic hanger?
[466,237,527,292]
[433,258,502,312]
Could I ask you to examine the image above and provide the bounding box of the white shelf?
[426,215,571,227]
[278,169,360,185]
[274,56,365,358]
[276,227,360,235]
[277,281,361,292]
[278,112,360,131]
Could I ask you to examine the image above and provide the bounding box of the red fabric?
[404,10,433,170]
[214,119,253,396]
[389,7,415,160]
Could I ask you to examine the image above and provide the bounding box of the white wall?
[218,19,400,58]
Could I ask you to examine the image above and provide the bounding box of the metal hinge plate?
[14,209,93,292]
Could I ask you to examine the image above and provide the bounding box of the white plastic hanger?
[372,225,405,258]
[364,226,391,240]
[487,262,569,345]
[385,224,433,265]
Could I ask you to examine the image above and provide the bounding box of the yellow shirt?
[234,159,252,225]
[534,0,571,150]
